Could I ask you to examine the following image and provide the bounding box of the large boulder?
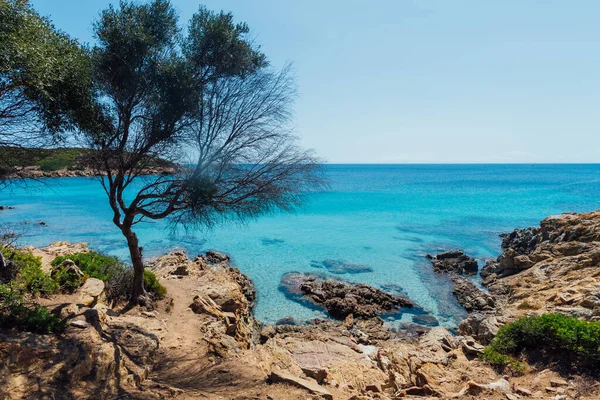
[80,278,105,306]
[426,250,478,275]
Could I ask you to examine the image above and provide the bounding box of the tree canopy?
[81,0,321,302]
[0,0,93,177]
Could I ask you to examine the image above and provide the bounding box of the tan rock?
[267,371,333,400]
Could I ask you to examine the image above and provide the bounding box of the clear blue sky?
[32,0,600,163]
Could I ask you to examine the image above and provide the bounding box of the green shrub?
[144,270,166,299]
[38,149,80,171]
[51,251,125,281]
[51,265,86,293]
[0,283,64,334]
[51,251,166,302]
[1,247,57,295]
[483,314,600,371]
[480,347,525,375]
[21,305,65,333]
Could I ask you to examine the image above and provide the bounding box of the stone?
[205,251,230,263]
[412,313,439,327]
[267,371,333,400]
[260,325,277,343]
[458,312,501,345]
[500,227,540,254]
[80,278,105,306]
[276,316,297,325]
[426,250,479,275]
[301,366,328,384]
[451,276,495,312]
[459,336,485,356]
[515,386,532,396]
[170,265,189,276]
[550,379,569,387]
[70,320,88,329]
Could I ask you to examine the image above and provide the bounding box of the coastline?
[6,165,175,179]
[3,210,600,398]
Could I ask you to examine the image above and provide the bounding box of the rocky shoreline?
[3,211,600,399]
[7,165,175,179]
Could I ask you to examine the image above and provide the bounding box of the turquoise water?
[2,164,600,327]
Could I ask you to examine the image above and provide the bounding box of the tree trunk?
[123,226,146,303]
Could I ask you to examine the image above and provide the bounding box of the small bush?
[51,251,125,281]
[1,247,57,295]
[51,265,86,293]
[482,314,600,372]
[105,268,133,303]
[0,283,64,334]
[144,270,166,299]
[480,347,524,375]
[105,268,166,303]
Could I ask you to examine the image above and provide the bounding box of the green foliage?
[479,347,525,375]
[0,0,94,134]
[0,283,64,334]
[1,247,57,295]
[144,270,166,299]
[482,314,600,371]
[51,251,125,281]
[52,251,166,300]
[51,265,86,293]
[38,149,81,171]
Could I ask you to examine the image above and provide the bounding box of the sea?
[2,164,600,327]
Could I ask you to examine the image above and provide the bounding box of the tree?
[0,0,93,179]
[84,0,321,303]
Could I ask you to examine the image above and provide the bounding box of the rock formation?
[426,250,479,275]
[279,272,415,319]
[5,208,600,400]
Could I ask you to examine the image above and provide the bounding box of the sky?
[31,0,600,163]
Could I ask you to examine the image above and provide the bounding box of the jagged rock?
[451,276,495,312]
[501,227,540,254]
[170,265,189,276]
[279,273,415,320]
[205,250,230,263]
[458,312,501,345]
[301,366,327,384]
[426,250,478,275]
[458,336,485,356]
[516,386,532,396]
[267,371,333,400]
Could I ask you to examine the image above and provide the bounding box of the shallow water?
[2,164,600,327]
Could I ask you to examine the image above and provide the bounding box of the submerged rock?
[310,259,373,274]
[426,250,478,275]
[279,272,414,320]
[261,238,285,245]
